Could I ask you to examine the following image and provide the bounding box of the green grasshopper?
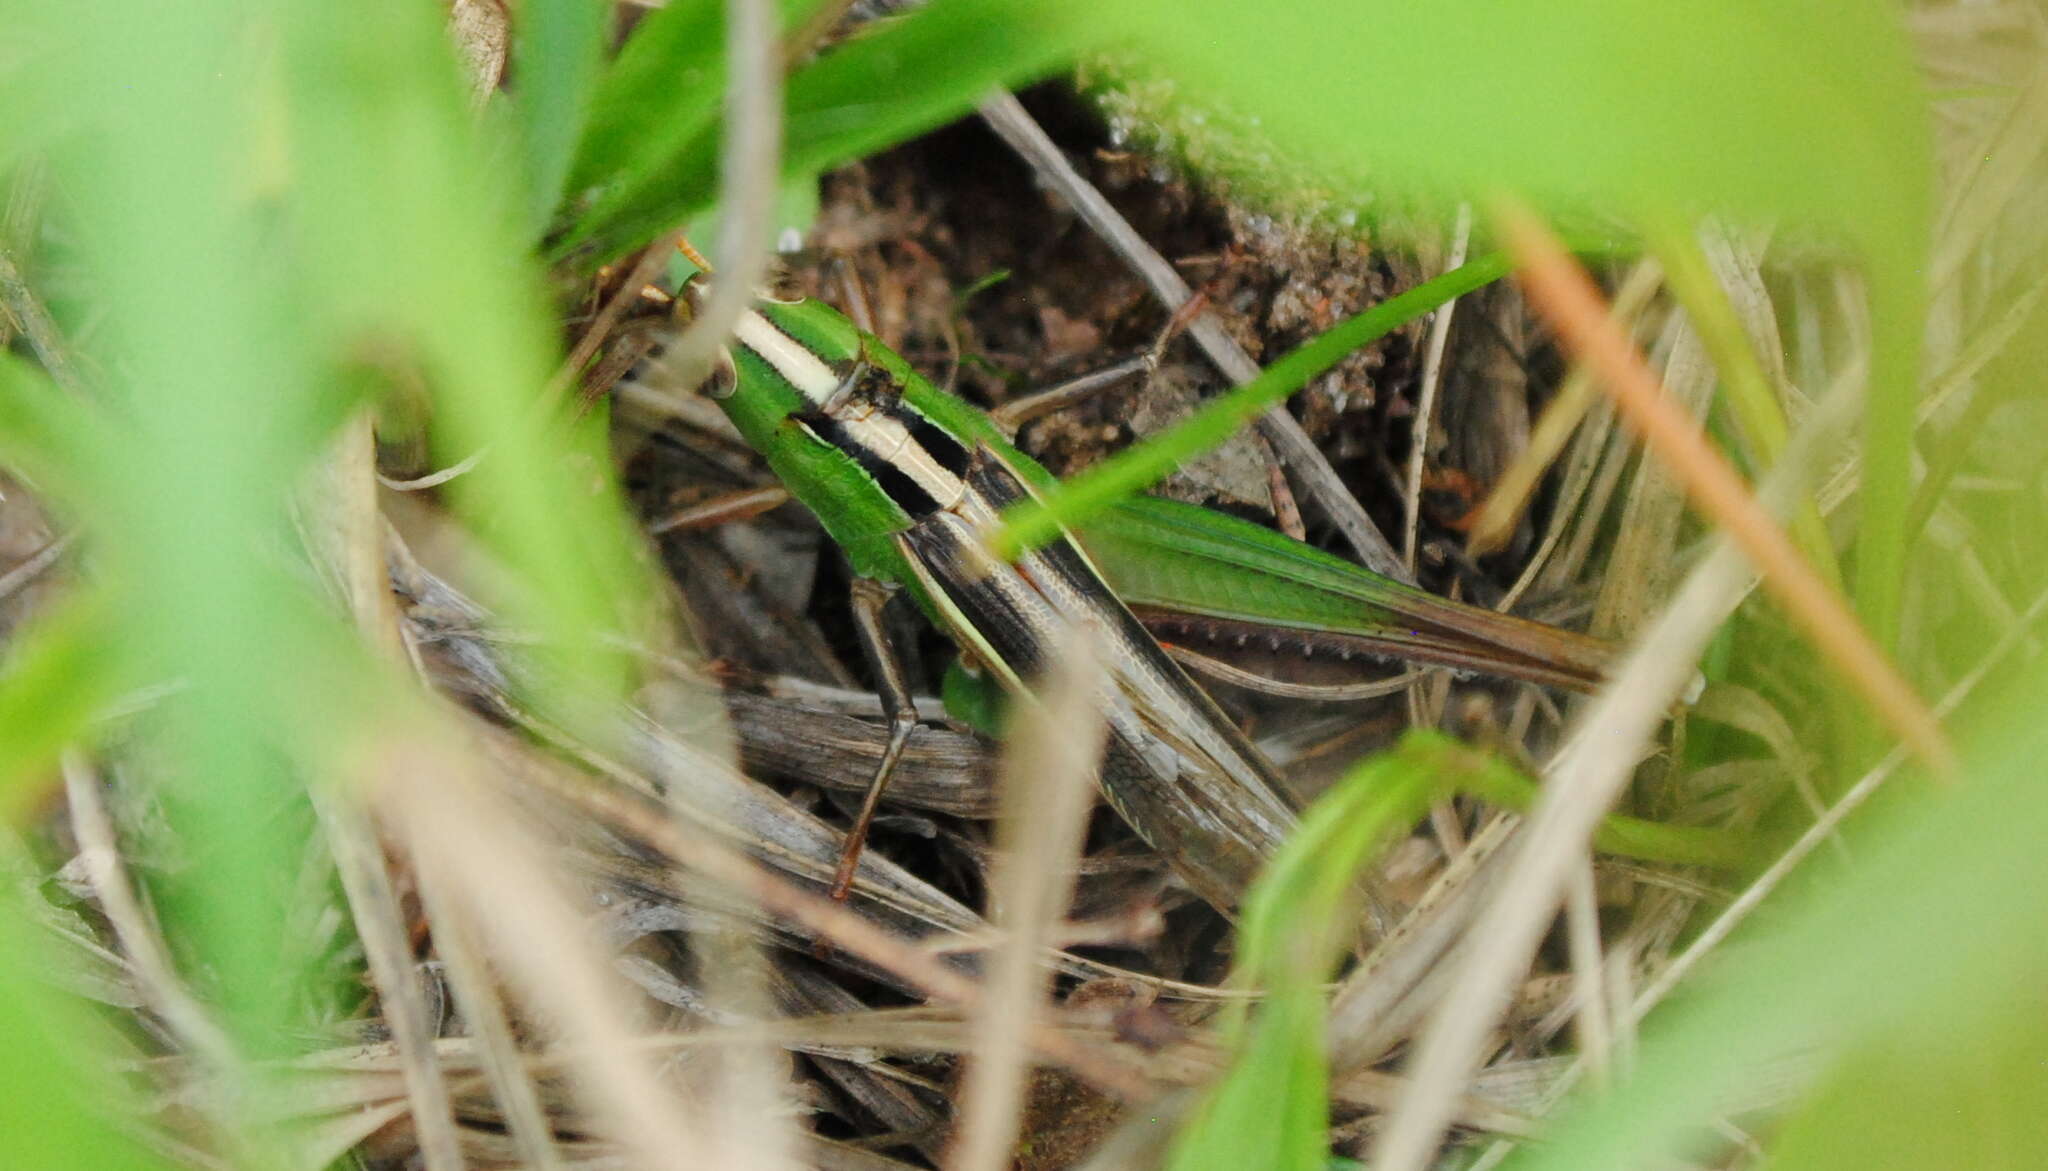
[629,286,1613,912]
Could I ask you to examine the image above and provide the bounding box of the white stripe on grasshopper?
[735,308,967,509]
[733,309,839,402]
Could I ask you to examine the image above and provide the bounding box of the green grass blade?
[995,253,1513,559]
[566,0,1088,263]
[0,592,127,822]
[1855,274,1925,651]
[1453,750,1750,870]
[0,884,178,1171]
[1169,736,1446,1171]
[559,0,732,247]
[41,0,335,1054]
[511,0,611,234]
[282,0,653,716]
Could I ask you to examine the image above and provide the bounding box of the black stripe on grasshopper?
[796,410,949,519]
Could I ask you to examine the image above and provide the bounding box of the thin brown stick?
[61,752,239,1069]
[317,414,468,1171]
[1496,201,1955,781]
[977,91,1413,582]
[648,484,792,535]
[1403,204,1473,570]
[560,232,684,411]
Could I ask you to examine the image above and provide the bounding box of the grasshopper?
[627,286,1611,912]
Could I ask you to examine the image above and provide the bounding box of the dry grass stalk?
[1402,202,1473,569]
[946,625,1108,1171]
[377,736,730,1171]
[649,0,784,400]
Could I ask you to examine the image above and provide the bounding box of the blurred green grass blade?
[1502,655,2048,1170]
[1170,734,1451,1171]
[1764,1027,2048,1171]
[47,0,329,1050]
[512,0,611,234]
[0,888,176,1171]
[563,0,728,221]
[0,592,126,823]
[1453,749,1749,871]
[563,0,822,249]
[281,0,651,712]
[996,253,1512,558]
[0,4,103,171]
[1857,276,1923,651]
[1081,0,1931,651]
[1085,2,1931,246]
[776,0,1079,182]
[566,0,1088,263]
[0,352,113,501]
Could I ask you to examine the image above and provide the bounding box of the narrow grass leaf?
[1169,733,1458,1171]
[1454,751,1749,871]
[0,593,126,822]
[511,0,611,234]
[40,0,339,1052]
[569,0,1089,263]
[559,0,735,248]
[996,253,1513,559]
[281,0,653,718]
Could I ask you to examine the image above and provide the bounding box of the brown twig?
[560,232,685,412]
[310,416,467,1171]
[1403,204,1473,571]
[977,91,1413,582]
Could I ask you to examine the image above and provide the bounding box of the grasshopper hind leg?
[828,577,921,901]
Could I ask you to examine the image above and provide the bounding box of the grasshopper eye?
[702,347,739,400]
